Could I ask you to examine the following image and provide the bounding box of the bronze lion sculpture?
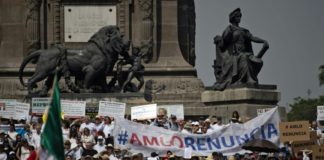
[19,26,130,96]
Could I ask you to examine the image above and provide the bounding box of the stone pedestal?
[201,85,287,123]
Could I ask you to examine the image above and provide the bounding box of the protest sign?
[279,121,310,143]
[0,99,16,119]
[317,106,324,120]
[32,97,51,115]
[131,104,157,120]
[14,102,30,120]
[291,131,317,154]
[99,101,126,118]
[312,145,324,160]
[86,106,98,119]
[61,100,86,118]
[158,104,184,120]
[257,108,272,116]
[113,107,281,157]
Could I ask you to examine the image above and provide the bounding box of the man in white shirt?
[94,116,104,133]
[212,117,225,131]
[31,124,42,150]
[80,116,96,134]
[94,136,106,154]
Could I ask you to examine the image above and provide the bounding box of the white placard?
[131,104,157,120]
[317,106,324,120]
[32,98,51,115]
[158,104,184,120]
[64,5,117,42]
[15,102,30,120]
[98,101,126,118]
[0,99,16,119]
[184,148,193,159]
[257,108,273,116]
[61,100,86,118]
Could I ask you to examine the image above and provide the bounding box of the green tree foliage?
[288,96,324,122]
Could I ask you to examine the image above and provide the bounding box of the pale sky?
[194,0,324,107]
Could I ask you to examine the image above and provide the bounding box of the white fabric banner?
[113,107,281,156]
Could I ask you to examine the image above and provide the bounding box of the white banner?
[98,101,126,118]
[0,99,16,119]
[15,102,30,120]
[32,98,51,115]
[158,104,184,120]
[131,104,157,120]
[257,108,272,116]
[113,107,281,157]
[317,106,324,120]
[61,100,86,118]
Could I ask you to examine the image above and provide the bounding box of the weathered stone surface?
[201,86,286,122]
[202,86,280,104]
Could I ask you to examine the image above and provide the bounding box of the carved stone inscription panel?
[64,5,117,42]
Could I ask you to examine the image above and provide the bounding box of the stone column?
[138,0,154,63]
[154,0,192,68]
[25,0,42,55]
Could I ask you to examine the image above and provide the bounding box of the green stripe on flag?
[41,75,64,160]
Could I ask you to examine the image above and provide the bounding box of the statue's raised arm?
[212,8,269,91]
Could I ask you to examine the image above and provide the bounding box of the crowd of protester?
[0,108,323,160]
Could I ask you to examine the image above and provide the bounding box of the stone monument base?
[201,85,287,123]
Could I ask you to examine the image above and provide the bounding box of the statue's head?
[229,8,242,24]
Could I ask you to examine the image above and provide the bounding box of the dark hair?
[9,123,16,131]
[232,111,240,119]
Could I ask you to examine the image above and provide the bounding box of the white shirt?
[7,131,17,141]
[94,143,106,153]
[94,122,104,132]
[80,122,96,134]
[0,153,7,160]
[31,132,41,150]
[212,124,225,131]
[62,127,70,141]
[103,124,114,137]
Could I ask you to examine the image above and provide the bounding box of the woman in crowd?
[15,139,30,160]
[231,111,242,123]
[81,127,95,148]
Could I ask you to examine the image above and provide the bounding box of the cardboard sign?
[312,145,324,160]
[131,104,157,120]
[291,131,317,153]
[32,97,51,115]
[158,104,184,120]
[14,102,30,120]
[257,108,273,116]
[279,121,310,142]
[61,100,86,118]
[0,99,16,119]
[317,106,324,120]
[98,101,126,118]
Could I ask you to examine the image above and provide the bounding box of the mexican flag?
[40,75,64,160]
